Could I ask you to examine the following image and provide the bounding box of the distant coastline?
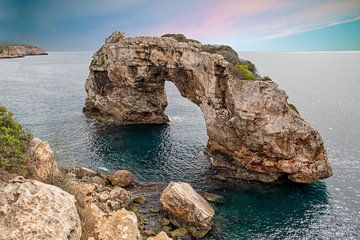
[0,44,47,59]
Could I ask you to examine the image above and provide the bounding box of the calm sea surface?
[0,52,359,239]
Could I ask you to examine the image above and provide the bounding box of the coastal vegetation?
[288,103,299,113]
[0,105,32,173]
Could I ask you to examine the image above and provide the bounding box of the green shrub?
[230,64,255,80]
[288,103,299,114]
[161,33,200,44]
[262,76,272,81]
[0,106,32,171]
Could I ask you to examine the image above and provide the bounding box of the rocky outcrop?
[84,31,332,183]
[159,182,215,238]
[0,177,81,240]
[30,137,60,180]
[95,209,141,240]
[0,44,47,59]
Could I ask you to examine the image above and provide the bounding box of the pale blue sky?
[1,0,359,51]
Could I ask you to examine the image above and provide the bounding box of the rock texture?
[148,231,172,240]
[109,169,134,187]
[30,137,60,180]
[95,209,141,240]
[159,182,215,238]
[0,178,81,240]
[84,31,332,183]
[0,45,47,59]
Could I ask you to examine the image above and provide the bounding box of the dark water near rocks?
[1,52,359,239]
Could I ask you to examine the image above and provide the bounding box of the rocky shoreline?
[0,44,47,59]
[0,137,217,240]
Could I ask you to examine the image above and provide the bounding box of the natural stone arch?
[84,32,332,184]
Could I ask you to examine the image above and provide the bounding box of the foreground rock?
[84,31,332,183]
[0,178,81,240]
[160,182,215,238]
[0,44,47,59]
[95,209,141,240]
[30,137,60,180]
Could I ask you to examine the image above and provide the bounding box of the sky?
[0,0,360,51]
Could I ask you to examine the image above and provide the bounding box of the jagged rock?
[159,182,215,238]
[95,209,141,240]
[0,178,81,240]
[30,137,60,180]
[108,169,134,187]
[148,231,172,240]
[0,45,47,59]
[84,31,332,183]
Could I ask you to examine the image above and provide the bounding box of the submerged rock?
[0,178,81,240]
[159,182,215,238]
[84,31,332,184]
[203,192,225,203]
[109,169,134,187]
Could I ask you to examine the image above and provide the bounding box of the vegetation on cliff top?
[0,105,32,173]
[161,33,267,81]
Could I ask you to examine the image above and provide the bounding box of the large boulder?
[159,182,215,238]
[108,169,134,187]
[83,31,332,184]
[0,177,81,240]
[30,137,60,180]
[95,209,141,240]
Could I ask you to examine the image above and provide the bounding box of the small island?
[0,44,47,59]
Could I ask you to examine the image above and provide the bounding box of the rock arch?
[84,32,332,183]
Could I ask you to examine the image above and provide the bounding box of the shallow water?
[0,52,359,239]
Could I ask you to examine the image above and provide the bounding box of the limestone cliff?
[0,44,47,59]
[84,31,332,184]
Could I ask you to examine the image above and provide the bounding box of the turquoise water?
[0,52,359,239]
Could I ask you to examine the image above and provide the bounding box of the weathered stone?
[170,227,189,239]
[109,186,131,207]
[84,31,332,184]
[160,182,215,238]
[95,209,141,240]
[68,180,96,208]
[0,179,81,240]
[99,191,110,202]
[148,231,172,240]
[30,137,60,180]
[159,218,171,226]
[108,169,134,187]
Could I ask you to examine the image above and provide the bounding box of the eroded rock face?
[84,31,332,183]
[159,182,215,238]
[30,137,60,180]
[0,178,81,240]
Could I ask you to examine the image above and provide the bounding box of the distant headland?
[0,44,47,59]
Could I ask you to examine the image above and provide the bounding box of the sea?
[0,52,359,239]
